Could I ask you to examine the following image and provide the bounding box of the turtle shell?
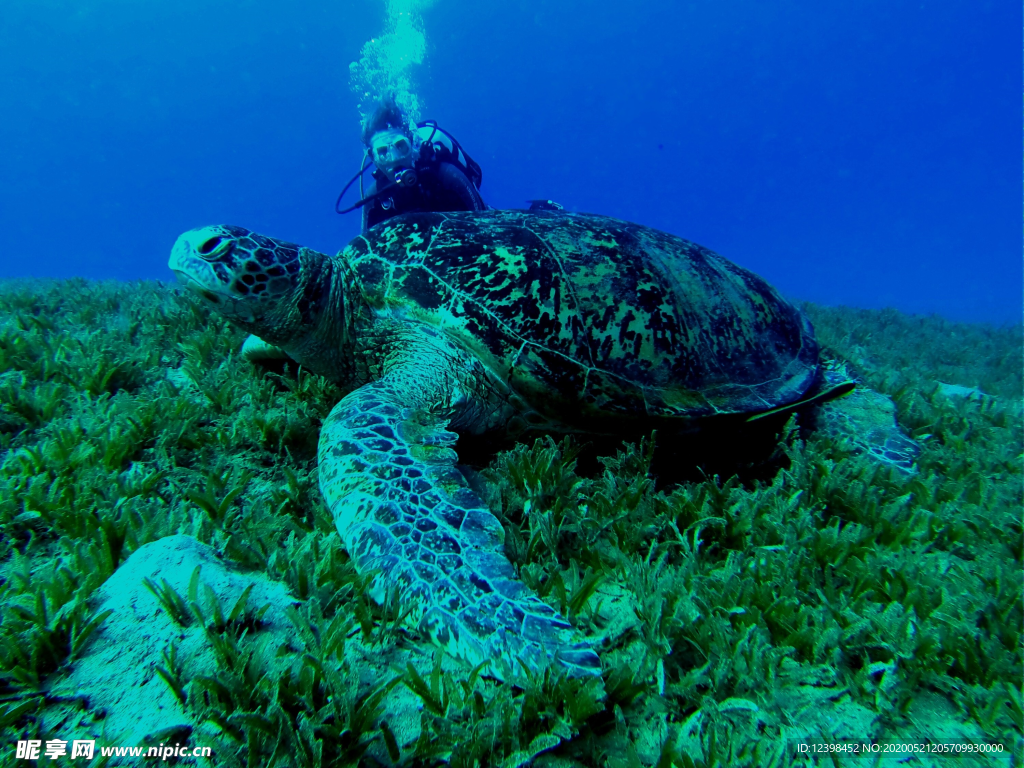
[342,210,819,423]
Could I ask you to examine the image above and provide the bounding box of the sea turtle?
[168,210,917,678]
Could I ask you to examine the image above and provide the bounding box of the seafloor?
[0,277,1020,767]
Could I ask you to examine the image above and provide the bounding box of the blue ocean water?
[0,0,1018,324]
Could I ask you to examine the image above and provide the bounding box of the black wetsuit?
[362,160,486,232]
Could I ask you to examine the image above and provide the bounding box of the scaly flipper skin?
[814,364,920,474]
[319,370,601,679]
[813,387,920,473]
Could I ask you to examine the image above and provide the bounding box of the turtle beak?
[171,269,224,305]
[172,269,257,323]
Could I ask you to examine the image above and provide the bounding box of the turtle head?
[169,225,330,343]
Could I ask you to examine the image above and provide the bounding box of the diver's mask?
[370,129,419,186]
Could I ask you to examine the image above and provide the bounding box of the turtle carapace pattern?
[169,210,914,679]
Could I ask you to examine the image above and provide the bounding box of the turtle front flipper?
[319,377,601,679]
[241,334,291,363]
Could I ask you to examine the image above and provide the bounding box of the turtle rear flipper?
[812,366,920,475]
[813,387,920,474]
[318,362,600,680]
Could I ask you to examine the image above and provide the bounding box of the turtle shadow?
[456,409,801,492]
[256,361,806,489]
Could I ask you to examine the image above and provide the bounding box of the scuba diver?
[242,97,489,364]
[336,95,487,231]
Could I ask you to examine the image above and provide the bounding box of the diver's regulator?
[392,168,418,188]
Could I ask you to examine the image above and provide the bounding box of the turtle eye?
[196,234,234,262]
[198,236,222,254]
[197,236,233,259]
